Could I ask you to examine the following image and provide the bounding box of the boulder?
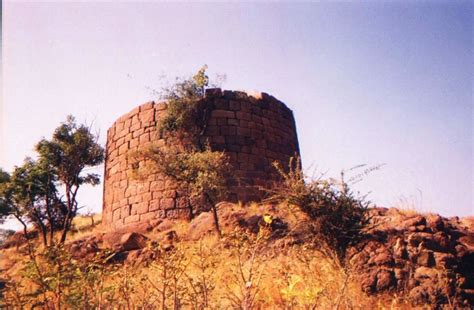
[376,270,395,291]
[0,230,38,249]
[187,212,216,240]
[69,237,100,259]
[125,247,155,266]
[154,219,174,232]
[103,231,149,252]
[416,250,435,267]
[186,203,289,241]
[115,222,153,234]
[118,232,149,251]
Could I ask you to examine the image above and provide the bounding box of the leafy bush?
[267,157,370,260]
[159,65,211,142]
[137,144,230,206]
[132,143,230,234]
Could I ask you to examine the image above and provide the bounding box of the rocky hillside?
[1,204,473,308]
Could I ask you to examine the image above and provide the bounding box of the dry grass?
[1,208,422,309]
[67,234,415,309]
[0,214,102,281]
[68,213,104,240]
[391,194,425,217]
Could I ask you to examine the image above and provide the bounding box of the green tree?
[35,115,104,243]
[0,168,12,224]
[0,159,64,246]
[0,163,35,240]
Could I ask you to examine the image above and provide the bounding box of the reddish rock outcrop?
[347,208,474,308]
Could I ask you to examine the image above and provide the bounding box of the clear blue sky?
[1,1,472,230]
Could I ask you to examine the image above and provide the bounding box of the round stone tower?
[102,89,300,228]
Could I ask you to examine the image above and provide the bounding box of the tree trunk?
[45,172,55,245]
[49,226,55,246]
[60,218,71,244]
[15,215,29,242]
[41,225,48,247]
[211,205,221,237]
[204,193,221,237]
[60,184,72,244]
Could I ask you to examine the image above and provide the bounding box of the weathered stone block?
[211,110,235,118]
[124,215,140,224]
[121,205,131,218]
[116,128,129,140]
[139,109,155,124]
[118,142,129,155]
[212,136,225,144]
[150,181,164,191]
[135,202,149,215]
[140,102,154,111]
[214,98,229,110]
[115,121,125,131]
[163,190,177,199]
[152,191,162,200]
[149,199,161,211]
[139,132,150,143]
[237,127,251,136]
[140,212,158,222]
[238,153,249,163]
[132,128,144,138]
[128,192,143,204]
[161,198,175,210]
[217,118,227,126]
[229,100,241,111]
[113,209,121,222]
[165,208,191,219]
[205,126,220,136]
[205,88,222,98]
[129,138,139,149]
[227,118,239,126]
[236,111,252,121]
[220,126,236,136]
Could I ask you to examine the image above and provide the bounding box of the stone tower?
[102,89,300,228]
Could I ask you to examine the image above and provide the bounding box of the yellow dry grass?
[0,208,423,309]
[390,195,426,217]
[86,233,416,309]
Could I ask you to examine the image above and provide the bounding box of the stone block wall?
[102,89,300,228]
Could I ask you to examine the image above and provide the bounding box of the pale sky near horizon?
[1,1,472,230]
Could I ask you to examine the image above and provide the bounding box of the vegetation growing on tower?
[131,66,230,235]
